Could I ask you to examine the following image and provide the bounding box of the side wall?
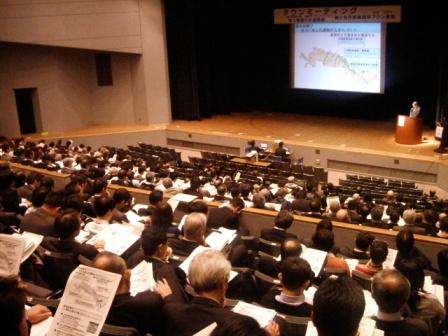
[0,44,140,135]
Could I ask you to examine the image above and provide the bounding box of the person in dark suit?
[154,249,279,336]
[274,141,287,158]
[20,191,63,237]
[340,232,375,260]
[169,212,207,257]
[127,225,188,303]
[258,237,303,278]
[206,197,245,232]
[261,210,297,244]
[261,257,314,317]
[41,210,99,261]
[93,252,164,336]
[17,171,43,201]
[372,269,429,336]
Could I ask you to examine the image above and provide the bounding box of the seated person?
[340,232,375,260]
[258,237,303,278]
[260,210,297,244]
[433,248,448,287]
[169,212,207,257]
[20,191,63,237]
[437,216,448,239]
[313,276,365,336]
[274,141,288,158]
[111,188,133,223]
[394,229,433,271]
[261,257,314,317]
[0,275,52,336]
[213,185,230,202]
[245,140,261,154]
[355,240,388,276]
[92,252,164,336]
[396,259,445,332]
[127,226,188,303]
[311,229,350,276]
[151,201,180,235]
[84,196,116,234]
[42,210,100,260]
[138,189,163,216]
[155,249,278,336]
[364,206,390,229]
[372,269,429,336]
[207,197,245,232]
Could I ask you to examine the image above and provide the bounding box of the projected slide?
[293,22,384,93]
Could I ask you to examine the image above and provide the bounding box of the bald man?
[372,269,429,336]
[92,252,163,335]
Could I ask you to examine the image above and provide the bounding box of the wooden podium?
[395,115,422,145]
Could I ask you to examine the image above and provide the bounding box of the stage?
[27,111,444,162]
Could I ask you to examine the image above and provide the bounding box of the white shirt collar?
[275,292,306,306]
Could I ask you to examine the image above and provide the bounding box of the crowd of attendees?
[1,136,448,335]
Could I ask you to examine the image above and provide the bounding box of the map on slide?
[293,23,384,93]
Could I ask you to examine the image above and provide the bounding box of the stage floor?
[27,111,446,162]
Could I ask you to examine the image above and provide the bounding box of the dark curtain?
[165,0,446,126]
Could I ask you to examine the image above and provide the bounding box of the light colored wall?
[0,0,172,133]
[0,43,91,136]
[0,43,143,136]
[133,0,172,124]
[0,0,142,53]
[91,53,135,124]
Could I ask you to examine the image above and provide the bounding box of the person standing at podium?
[409,101,421,118]
[435,117,448,153]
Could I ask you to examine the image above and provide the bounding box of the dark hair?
[395,229,414,255]
[439,216,448,232]
[274,210,294,230]
[280,237,302,260]
[44,191,64,208]
[240,183,251,198]
[113,188,132,204]
[41,176,55,190]
[395,259,424,312]
[64,194,83,212]
[188,200,209,215]
[230,197,245,210]
[151,202,174,231]
[313,277,365,336]
[438,249,448,277]
[281,257,314,291]
[316,218,333,231]
[312,229,334,252]
[31,186,50,208]
[230,187,241,198]
[149,190,164,205]
[141,226,168,256]
[211,315,267,336]
[355,232,375,251]
[91,178,107,194]
[0,275,27,336]
[26,171,43,185]
[370,240,388,265]
[388,209,400,224]
[54,210,81,239]
[94,196,115,217]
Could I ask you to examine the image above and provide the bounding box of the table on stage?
[230,157,272,167]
